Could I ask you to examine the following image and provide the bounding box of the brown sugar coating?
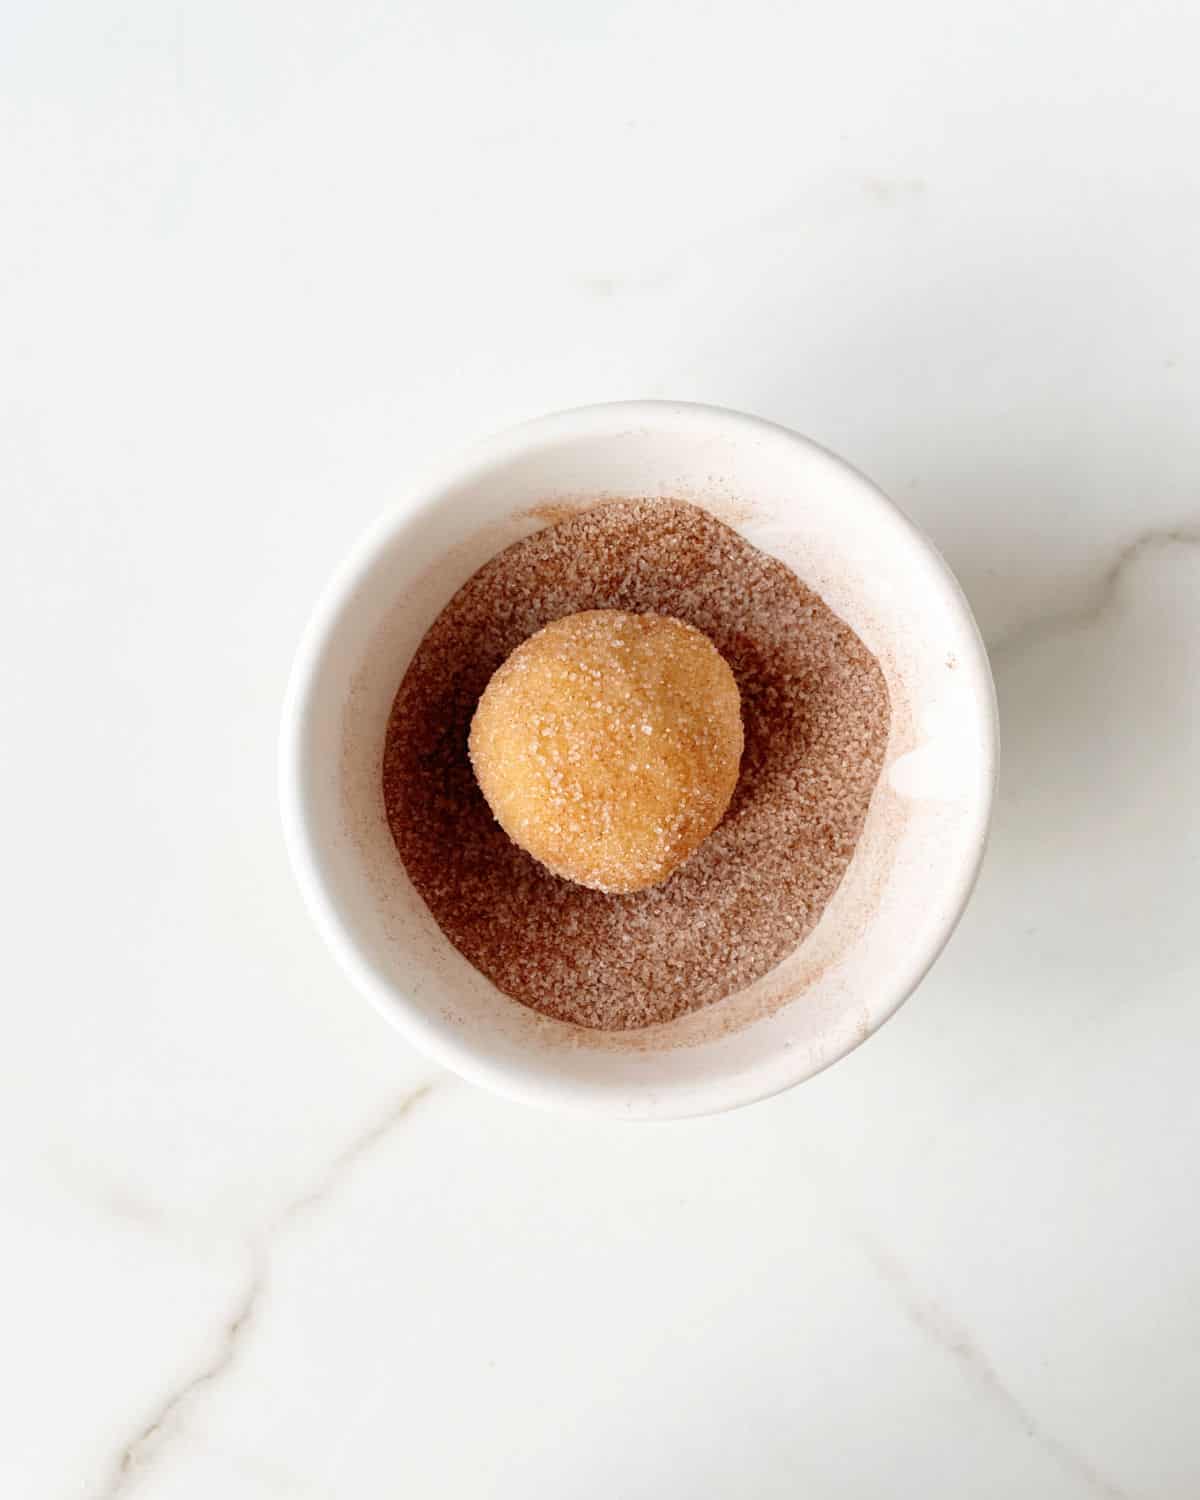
[382,498,891,1031]
[469,611,743,894]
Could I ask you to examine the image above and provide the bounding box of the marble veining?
[6,1,1200,1495]
[988,525,1200,657]
[846,1225,1132,1500]
[93,1085,439,1499]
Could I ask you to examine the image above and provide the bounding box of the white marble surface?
[3,2,1199,1496]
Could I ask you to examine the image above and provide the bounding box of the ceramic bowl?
[280,402,997,1118]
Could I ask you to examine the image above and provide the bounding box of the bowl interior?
[283,404,995,1118]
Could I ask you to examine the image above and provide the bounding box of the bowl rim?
[279,400,998,1119]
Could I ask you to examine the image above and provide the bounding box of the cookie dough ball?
[469,610,743,893]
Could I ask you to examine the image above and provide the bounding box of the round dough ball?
[469,610,743,893]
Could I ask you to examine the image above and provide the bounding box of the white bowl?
[280,402,996,1119]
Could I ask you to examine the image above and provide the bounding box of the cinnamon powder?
[382,499,890,1030]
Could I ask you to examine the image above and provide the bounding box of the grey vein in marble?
[47,1145,168,1234]
[850,1225,1132,1500]
[860,529,1200,1500]
[96,1262,264,1500]
[987,524,1200,657]
[92,1081,439,1500]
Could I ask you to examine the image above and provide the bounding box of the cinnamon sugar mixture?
[382,499,890,1029]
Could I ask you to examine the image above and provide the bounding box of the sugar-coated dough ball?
[469,610,743,894]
